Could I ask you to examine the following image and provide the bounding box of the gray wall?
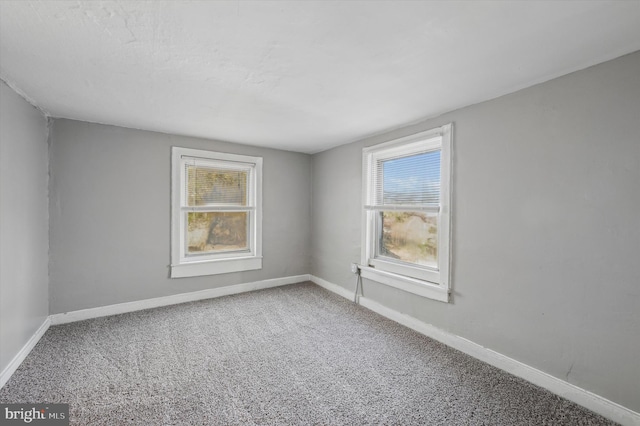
[49,120,311,314]
[311,51,640,412]
[0,81,49,374]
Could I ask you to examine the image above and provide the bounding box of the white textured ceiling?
[1,1,639,153]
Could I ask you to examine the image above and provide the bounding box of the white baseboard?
[309,275,640,426]
[50,274,310,325]
[0,317,50,389]
[310,274,355,300]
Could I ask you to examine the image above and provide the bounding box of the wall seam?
[46,117,54,316]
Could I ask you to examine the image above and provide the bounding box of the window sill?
[170,256,262,278]
[359,266,449,303]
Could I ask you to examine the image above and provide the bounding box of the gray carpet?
[0,282,616,425]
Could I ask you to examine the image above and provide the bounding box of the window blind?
[374,150,440,207]
[185,164,249,207]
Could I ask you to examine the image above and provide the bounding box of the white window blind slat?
[184,163,250,208]
[364,204,439,212]
[373,150,441,207]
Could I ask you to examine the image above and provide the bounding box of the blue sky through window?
[382,150,440,205]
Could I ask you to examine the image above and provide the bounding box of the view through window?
[186,164,249,255]
[171,147,262,278]
[362,124,451,293]
[377,150,440,269]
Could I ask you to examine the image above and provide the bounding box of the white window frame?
[170,147,263,278]
[361,123,452,302]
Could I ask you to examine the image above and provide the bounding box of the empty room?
[1,1,639,425]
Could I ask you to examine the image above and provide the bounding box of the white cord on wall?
[352,263,362,304]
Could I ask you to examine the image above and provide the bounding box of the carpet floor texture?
[0,282,616,425]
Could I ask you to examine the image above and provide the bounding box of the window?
[361,124,452,302]
[171,147,262,278]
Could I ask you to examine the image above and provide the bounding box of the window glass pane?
[187,212,248,255]
[378,211,437,268]
[379,151,440,205]
[186,165,248,206]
